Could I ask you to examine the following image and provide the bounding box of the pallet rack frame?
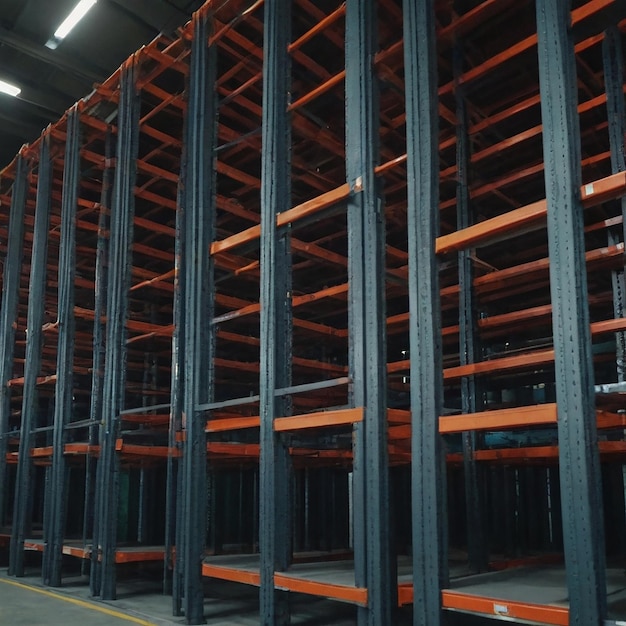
[0,1,623,625]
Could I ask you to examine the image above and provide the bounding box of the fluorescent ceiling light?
[53,0,97,40]
[0,79,21,97]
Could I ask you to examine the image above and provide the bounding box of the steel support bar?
[259,1,292,624]
[403,1,447,624]
[0,156,27,531]
[44,107,81,587]
[603,26,626,382]
[166,138,184,602]
[91,60,140,600]
[178,11,217,624]
[454,44,487,574]
[346,1,395,623]
[9,146,49,577]
[82,130,112,576]
[536,1,607,623]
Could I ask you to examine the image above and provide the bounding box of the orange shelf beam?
[274,573,368,606]
[439,404,558,434]
[274,407,364,432]
[440,590,568,625]
[436,171,626,255]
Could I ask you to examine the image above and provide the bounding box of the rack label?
[493,603,509,615]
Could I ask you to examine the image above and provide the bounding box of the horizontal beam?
[438,404,558,433]
[274,407,363,432]
[440,590,568,624]
[436,171,626,255]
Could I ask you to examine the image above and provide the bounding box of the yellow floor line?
[0,577,157,626]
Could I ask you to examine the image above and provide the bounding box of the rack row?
[0,0,625,625]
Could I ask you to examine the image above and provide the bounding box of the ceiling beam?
[0,110,45,142]
[0,25,106,84]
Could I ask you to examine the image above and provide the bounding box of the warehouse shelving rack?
[0,0,624,625]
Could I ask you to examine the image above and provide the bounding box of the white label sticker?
[584,183,594,196]
[493,603,509,615]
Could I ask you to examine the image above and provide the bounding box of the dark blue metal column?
[44,107,81,587]
[178,9,217,624]
[603,26,625,382]
[345,0,395,623]
[82,130,112,575]
[8,144,50,578]
[259,0,292,623]
[403,1,447,624]
[454,45,487,574]
[0,155,28,533]
[166,141,185,604]
[536,1,606,623]
[91,59,140,601]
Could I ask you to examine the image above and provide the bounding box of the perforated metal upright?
[259,0,293,623]
[603,25,626,383]
[91,60,140,600]
[43,107,80,587]
[82,130,113,573]
[453,40,487,575]
[537,0,607,622]
[0,157,28,535]
[177,8,218,624]
[346,0,395,623]
[8,147,47,578]
[403,1,447,624]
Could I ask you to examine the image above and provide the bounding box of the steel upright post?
[167,143,185,604]
[259,0,292,623]
[8,145,50,577]
[602,24,626,559]
[453,44,487,573]
[43,107,81,587]
[603,26,626,382]
[82,130,112,575]
[91,60,140,600]
[178,9,217,624]
[345,0,396,623]
[403,1,447,624]
[536,0,607,623]
[0,155,28,532]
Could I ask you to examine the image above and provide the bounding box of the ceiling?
[0,0,205,169]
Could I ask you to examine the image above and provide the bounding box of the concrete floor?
[0,565,365,626]
[9,559,626,625]
[0,571,178,626]
[0,567,510,626]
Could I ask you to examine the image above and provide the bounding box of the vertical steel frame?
[454,44,486,573]
[345,0,395,623]
[178,9,217,624]
[43,107,81,587]
[603,26,626,383]
[8,146,49,577]
[0,156,28,530]
[403,1,447,624]
[536,0,607,623]
[167,140,185,604]
[83,130,113,574]
[259,0,292,623]
[92,60,140,600]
